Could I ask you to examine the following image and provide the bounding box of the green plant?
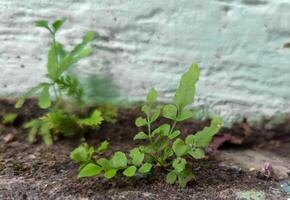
[15,19,106,145]
[2,113,18,125]
[71,64,222,187]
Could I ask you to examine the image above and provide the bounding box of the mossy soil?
[0,99,289,199]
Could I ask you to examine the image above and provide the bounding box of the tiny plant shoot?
[15,19,105,145]
[71,64,222,187]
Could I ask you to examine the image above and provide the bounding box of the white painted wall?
[1,0,290,125]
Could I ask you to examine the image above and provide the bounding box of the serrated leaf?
[96,141,109,154]
[78,109,103,127]
[193,117,222,148]
[173,64,200,111]
[38,84,51,109]
[77,163,102,178]
[110,152,127,168]
[168,130,180,140]
[172,139,188,157]
[138,163,152,174]
[133,132,148,140]
[135,117,147,127]
[163,104,177,120]
[146,87,157,104]
[123,166,137,177]
[172,157,186,173]
[188,148,205,159]
[166,171,177,184]
[104,168,118,179]
[129,148,144,166]
[176,109,193,121]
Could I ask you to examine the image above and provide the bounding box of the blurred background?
[1,0,290,126]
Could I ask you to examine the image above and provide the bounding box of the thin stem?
[146,113,152,144]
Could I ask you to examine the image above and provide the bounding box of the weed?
[15,19,109,145]
[71,64,222,187]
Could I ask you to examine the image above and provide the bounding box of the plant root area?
[0,99,289,200]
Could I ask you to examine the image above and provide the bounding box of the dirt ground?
[0,99,289,199]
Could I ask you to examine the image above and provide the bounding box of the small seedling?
[71,64,222,187]
[15,19,108,145]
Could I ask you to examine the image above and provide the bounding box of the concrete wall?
[1,0,290,125]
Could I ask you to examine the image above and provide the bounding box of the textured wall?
[1,0,290,125]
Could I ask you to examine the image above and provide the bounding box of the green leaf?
[146,87,157,104]
[96,158,111,171]
[150,107,160,123]
[188,148,205,159]
[78,109,104,127]
[193,117,222,148]
[2,113,18,125]
[163,104,177,120]
[110,152,127,168]
[72,47,93,63]
[38,84,51,109]
[173,64,200,111]
[83,31,95,43]
[96,141,109,154]
[172,139,188,157]
[24,119,41,143]
[70,144,90,163]
[133,132,148,140]
[138,163,152,174]
[141,104,150,114]
[129,148,144,166]
[135,117,147,127]
[168,130,181,140]
[77,163,102,178]
[172,157,186,173]
[178,174,187,188]
[47,42,59,80]
[123,166,137,177]
[40,122,52,145]
[166,171,177,184]
[185,135,195,145]
[35,20,51,32]
[152,124,170,137]
[52,19,64,33]
[15,83,46,108]
[163,147,174,159]
[176,109,193,121]
[104,168,118,179]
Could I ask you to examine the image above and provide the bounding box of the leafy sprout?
[71,64,222,187]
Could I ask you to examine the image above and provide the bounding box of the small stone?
[3,133,14,143]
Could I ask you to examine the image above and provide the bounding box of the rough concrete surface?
[1,0,290,124]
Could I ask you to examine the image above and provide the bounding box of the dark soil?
[0,99,289,199]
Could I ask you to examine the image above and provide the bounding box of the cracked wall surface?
[1,0,290,125]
